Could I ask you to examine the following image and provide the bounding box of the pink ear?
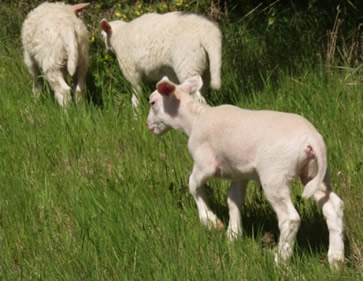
[157,82,175,97]
[100,19,112,34]
[71,3,90,15]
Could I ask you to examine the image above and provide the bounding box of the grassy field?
[0,1,362,280]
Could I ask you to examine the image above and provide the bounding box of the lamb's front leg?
[127,71,142,108]
[189,165,223,230]
[227,180,248,240]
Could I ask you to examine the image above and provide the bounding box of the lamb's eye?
[150,100,155,106]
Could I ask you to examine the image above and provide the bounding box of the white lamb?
[100,12,222,107]
[21,2,90,107]
[147,76,345,270]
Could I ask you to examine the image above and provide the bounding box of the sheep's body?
[101,12,222,107]
[147,76,345,270]
[21,2,89,106]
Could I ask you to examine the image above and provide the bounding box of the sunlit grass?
[0,2,361,280]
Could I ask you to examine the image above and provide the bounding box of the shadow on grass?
[169,182,354,264]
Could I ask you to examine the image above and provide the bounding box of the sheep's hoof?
[330,258,345,272]
[202,218,224,231]
[216,220,224,231]
[226,229,241,241]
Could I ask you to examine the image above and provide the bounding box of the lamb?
[147,76,345,270]
[21,2,90,107]
[100,12,222,107]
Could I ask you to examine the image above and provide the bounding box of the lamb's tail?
[301,135,328,199]
[202,24,222,90]
[63,27,78,76]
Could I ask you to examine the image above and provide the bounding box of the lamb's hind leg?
[24,51,42,96]
[302,170,344,270]
[176,62,207,104]
[226,180,248,240]
[45,70,71,107]
[189,164,223,230]
[263,179,301,263]
[73,57,88,104]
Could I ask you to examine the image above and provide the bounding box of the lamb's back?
[190,105,318,167]
[21,2,88,70]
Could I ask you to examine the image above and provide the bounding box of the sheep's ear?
[157,77,176,97]
[71,3,90,15]
[100,19,112,35]
[180,76,203,94]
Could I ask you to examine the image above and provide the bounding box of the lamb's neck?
[176,99,208,137]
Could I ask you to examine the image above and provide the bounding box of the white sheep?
[21,2,90,107]
[100,12,222,107]
[147,76,345,270]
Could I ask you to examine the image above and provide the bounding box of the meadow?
[0,1,362,280]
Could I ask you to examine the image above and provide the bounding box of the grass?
[0,1,362,280]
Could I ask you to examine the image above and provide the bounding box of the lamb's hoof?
[203,218,224,231]
[329,258,345,272]
[226,229,241,241]
[216,220,224,231]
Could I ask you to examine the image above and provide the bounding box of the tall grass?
[0,1,362,280]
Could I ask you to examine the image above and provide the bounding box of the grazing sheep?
[100,12,222,107]
[147,76,345,270]
[21,2,90,107]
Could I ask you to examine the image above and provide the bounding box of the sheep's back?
[21,2,88,72]
[110,12,218,75]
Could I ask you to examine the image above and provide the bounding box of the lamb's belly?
[215,163,258,181]
[144,66,178,83]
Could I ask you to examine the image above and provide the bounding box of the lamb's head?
[69,3,90,16]
[100,19,126,52]
[147,76,203,136]
[100,19,113,51]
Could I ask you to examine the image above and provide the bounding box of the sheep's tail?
[63,27,78,76]
[301,135,328,199]
[202,25,222,90]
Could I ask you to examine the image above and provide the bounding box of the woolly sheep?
[21,2,90,106]
[147,76,345,270]
[100,12,222,107]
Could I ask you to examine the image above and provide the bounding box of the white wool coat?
[101,12,222,105]
[21,2,88,77]
[147,76,345,270]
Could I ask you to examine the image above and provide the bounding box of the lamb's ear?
[157,77,176,97]
[71,3,90,15]
[100,19,112,35]
[180,76,203,94]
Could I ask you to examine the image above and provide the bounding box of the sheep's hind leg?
[263,180,300,264]
[226,180,248,240]
[73,59,88,104]
[46,70,71,107]
[176,63,207,104]
[189,164,223,230]
[302,171,345,270]
[24,51,42,96]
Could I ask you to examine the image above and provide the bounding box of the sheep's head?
[70,3,90,16]
[147,76,203,136]
[100,19,113,52]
